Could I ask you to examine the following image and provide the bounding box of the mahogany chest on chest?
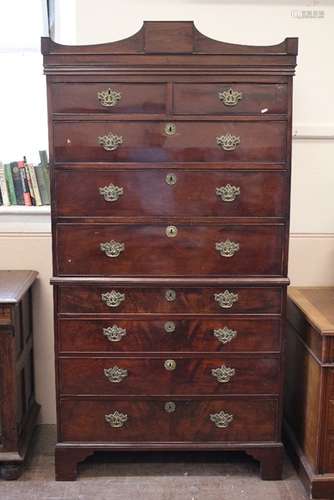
[42,21,298,480]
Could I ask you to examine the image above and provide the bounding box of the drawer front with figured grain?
[53,121,287,163]
[58,317,281,353]
[54,169,288,218]
[173,83,288,115]
[58,285,283,315]
[60,397,278,442]
[56,224,284,277]
[59,356,280,396]
[51,82,167,114]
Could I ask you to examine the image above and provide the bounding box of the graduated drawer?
[53,121,287,163]
[60,397,277,442]
[54,169,288,218]
[57,317,281,353]
[58,285,283,315]
[55,223,284,277]
[51,82,166,114]
[59,355,280,396]
[173,83,288,115]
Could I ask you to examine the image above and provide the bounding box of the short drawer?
[51,82,167,114]
[58,285,283,315]
[57,317,281,353]
[173,83,288,115]
[54,169,288,218]
[59,356,280,396]
[53,121,287,163]
[60,397,278,442]
[55,223,284,277]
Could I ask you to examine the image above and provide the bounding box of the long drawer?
[57,317,281,353]
[53,121,287,163]
[54,169,288,218]
[55,224,284,277]
[59,356,280,396]
[51,82,167,114]
[60,397,278,442]
[58,285,283,315]
[173,83,288,115]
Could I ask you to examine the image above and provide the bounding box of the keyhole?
[164,123,176,135]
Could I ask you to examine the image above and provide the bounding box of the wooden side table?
[0,270,40,479]
[284,287,334,499]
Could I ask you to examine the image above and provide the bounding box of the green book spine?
[34,166,49,205]
[10,162,24,205]
[4,163,17,204]
[39,150,50,204]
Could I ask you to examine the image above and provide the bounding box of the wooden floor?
[0,426,308,500]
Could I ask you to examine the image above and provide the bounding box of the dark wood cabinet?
[42,21,297,481]
[0,270,40,479]
[285,287,334,499]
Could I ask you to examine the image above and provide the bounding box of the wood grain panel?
[54,169,288,218]
[55,224,284,277]
[53,121,287,163]
[58,317,281,353]
[60,397,277,442]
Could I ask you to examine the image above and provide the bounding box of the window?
[0,1,48,164]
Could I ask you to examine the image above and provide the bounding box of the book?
[27,163,42,206]
[23,157,35,205]
[10,162,24,205]
[0,189,2,206]
[4,163,17,205]
[34,165,49,205]
[18,160,32,206]
[39,150,50,204]
[0,161,10,206]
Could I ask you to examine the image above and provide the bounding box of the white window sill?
[0,206,51,234]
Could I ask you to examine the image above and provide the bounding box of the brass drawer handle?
[97,88,122,107]
[104,366,128,383]
[210,410,234,428]
[103,325,127,342]
[98,132,123,151]
[101,290,125,308]
[100,240,125,258]
[164,321,176,333]
[99,183,124,202]
[216,134,240,151]
[211,364,235,383]
[214,290,238,309]
[164,359,176,371]
[164,401,176,413]
[213,327,237,344]
[216,184,240,202]
[166,173,177,185]
[215,240,240,258]
[166,225,177,238]
[105,411,128,428]
[218,88,242,106]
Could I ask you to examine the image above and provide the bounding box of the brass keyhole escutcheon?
[166,173,177,185]
[165,289,176,302]
[164,359,176,371]
[164,401,176,413]
[164,321,176,333]
[166,225,177,238]
[164,123,176,135]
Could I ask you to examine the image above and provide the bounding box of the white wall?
[1,0,333,424]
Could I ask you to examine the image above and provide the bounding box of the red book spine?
[18,159,32,206]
